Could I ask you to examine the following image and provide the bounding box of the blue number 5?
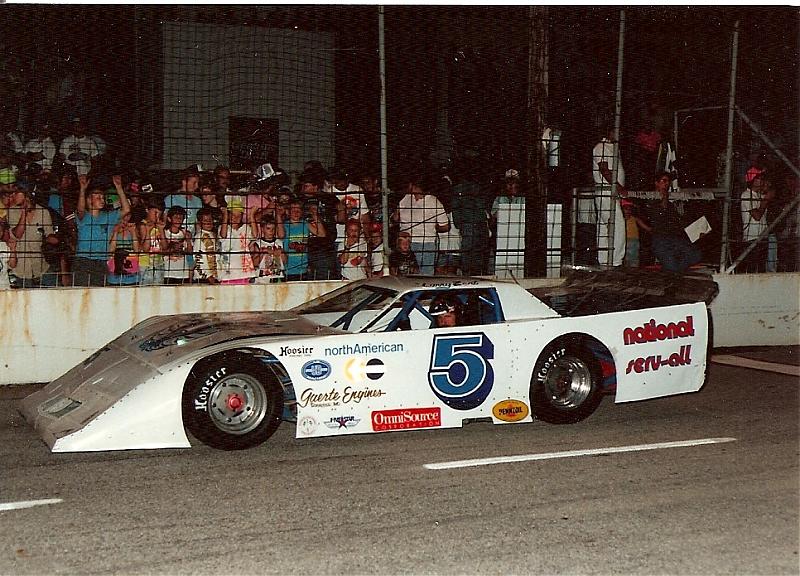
[429,333,494,410]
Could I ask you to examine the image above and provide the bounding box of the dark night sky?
[1,5,797,189]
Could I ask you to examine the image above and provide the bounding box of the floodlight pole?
[607,9,625,267]
[719,20,739,272]
[378,6,390,252]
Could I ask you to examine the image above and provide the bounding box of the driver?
[429,294,463,328]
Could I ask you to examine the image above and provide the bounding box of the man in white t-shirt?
[392,173,449,275]
[59,118,99,176]
[592,127,628,267]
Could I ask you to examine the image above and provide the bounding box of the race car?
[21,267,718,452]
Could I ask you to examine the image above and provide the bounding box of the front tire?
[531,339,604,424]
[182,355,283,450]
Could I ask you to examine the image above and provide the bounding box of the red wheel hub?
[226,394,244,411]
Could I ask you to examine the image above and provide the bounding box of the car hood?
[116,310,339,363]
[20,310,341,451]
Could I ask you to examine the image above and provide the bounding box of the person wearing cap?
[164,166,203,229]
[392,172,450,275]
[73,173,130,286]
[218,197,258,284]
[246,167,289,226]
[0,168,18,221]
[59,118,100,176]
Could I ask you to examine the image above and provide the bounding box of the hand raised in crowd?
[156,213,167,230]
[112,174,123,190]
[78,174,89,191]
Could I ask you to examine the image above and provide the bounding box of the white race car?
[21,268,718,452]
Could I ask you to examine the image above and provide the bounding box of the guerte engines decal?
[428,332,494,410]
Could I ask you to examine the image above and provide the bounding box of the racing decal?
[420,280,479,288]
[302,359,332,381]
[298,386,386,409]
[535,347,566,383]
[192,367,228,411]
[343,358,385,382]
[324,415,361,430]
[492,399,529,422]
[428,332,494,411]
[298,415,318,436]
[280,345,314,357]
[372,408,442,431]
[324,342,404,356]
[623,316,694,346]
[625,345,692,374]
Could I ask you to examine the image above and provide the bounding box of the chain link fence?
[0,6,797,288]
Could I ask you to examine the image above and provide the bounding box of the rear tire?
[531,339,604,424]
[182,355,283,450]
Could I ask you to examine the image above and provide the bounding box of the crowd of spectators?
[0,116,797,290]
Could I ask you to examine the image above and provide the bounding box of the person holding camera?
[6,182,58,288]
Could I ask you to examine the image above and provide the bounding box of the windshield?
[291,283,398,316]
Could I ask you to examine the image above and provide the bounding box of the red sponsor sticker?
[371,407,442,431]
[623,315,694,346]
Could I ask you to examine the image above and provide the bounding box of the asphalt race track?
[1,348,798,575]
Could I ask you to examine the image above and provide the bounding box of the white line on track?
[424,437,737,470]
[0,498,63,512]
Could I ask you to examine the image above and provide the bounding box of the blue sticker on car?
[428,333,494,410]
[302,359,332,381]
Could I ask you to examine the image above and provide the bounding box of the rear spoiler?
[560,265,719,305]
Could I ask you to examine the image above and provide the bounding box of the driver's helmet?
[429,293,463,319]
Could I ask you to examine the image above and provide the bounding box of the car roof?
[359,275,519,292]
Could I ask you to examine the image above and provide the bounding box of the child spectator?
[338,218,369,280]
[193,207,220,284]
[366,223,387,278]
[0,220,18,288]
[621,199,648,267]
[137,197,166,285]
[218,199,258,284]
[107,211,140,286]
[389,231,419,276]
[163,206,193,285]
[251,215,286,283]
[281,199,316,281]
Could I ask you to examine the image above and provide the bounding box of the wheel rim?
[543,356,593,409]
[207,373,269,435]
